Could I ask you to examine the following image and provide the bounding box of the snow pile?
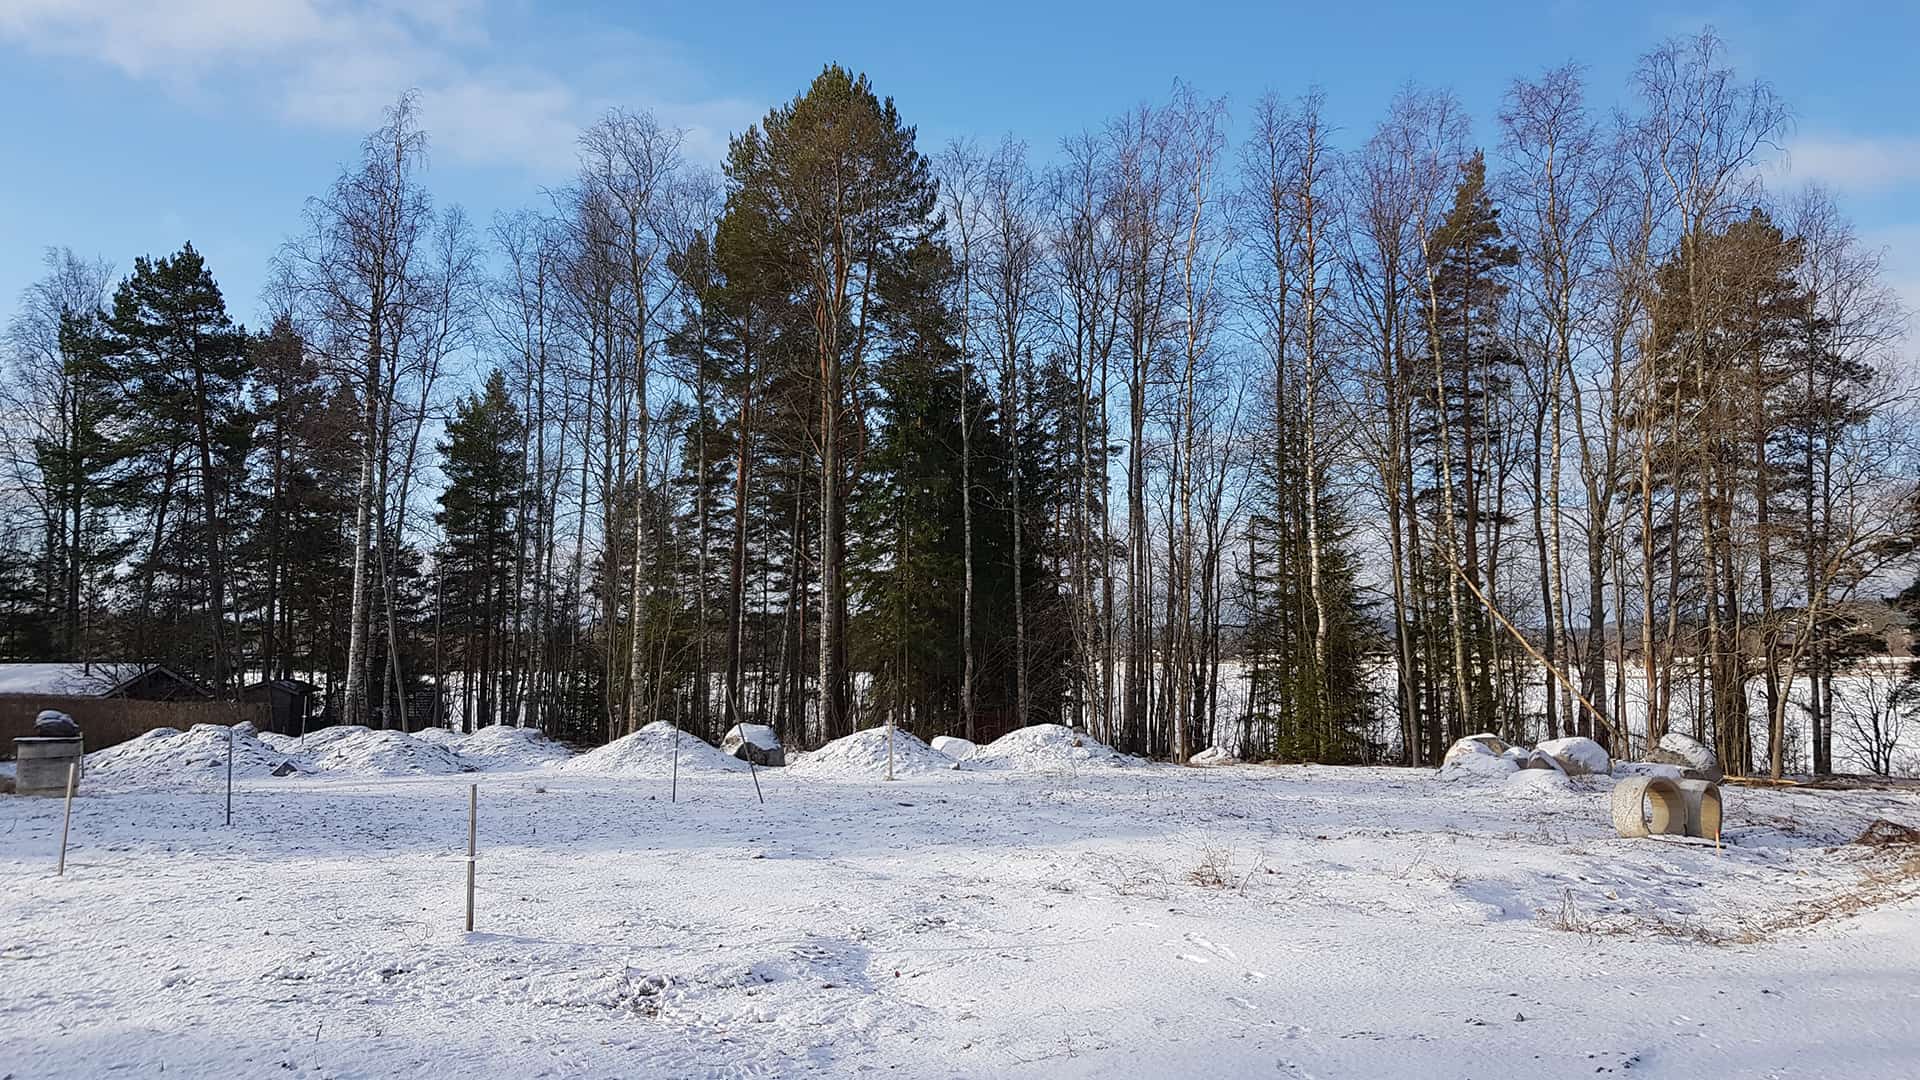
[1536,736,1610,776]
[304,728,474,776]
[1190,746,1239,766]
[456,725,571,769]
[1503,766,1573,795]
[563,722,745,775]
[408,726,461,745]
[929,735,977,760]
[788,727,957,778]
[85,724,299,786]
[256,731,301,753]
[972,724,1140,772]
[294,725,376,754]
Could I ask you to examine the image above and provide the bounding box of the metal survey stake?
[464,783,477,932]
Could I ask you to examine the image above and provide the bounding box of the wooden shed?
[239,678,320,736]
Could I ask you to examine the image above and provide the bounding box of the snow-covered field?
[4,724,1919,1078]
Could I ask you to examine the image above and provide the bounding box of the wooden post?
[57,762,76,875]
[225,723,234,826]
[671,726,680,804]
[748,758,764,805]
[464,783,477,933]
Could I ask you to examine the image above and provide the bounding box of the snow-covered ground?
[4,725,1919,1078]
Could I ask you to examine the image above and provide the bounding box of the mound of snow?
[1503,767,1573,795]
[86,724,299,786]
[256,731,301,753]
[562,722,745,775]
[789,727,956,778]
[1190,746,1239,766]
[295,725,376,753]
[457,724,571,769]
[1536,736,1610,776]
[930,735,977,760]
[305,729,474,776]
[408,726,461,745]
[972,724,1139,771]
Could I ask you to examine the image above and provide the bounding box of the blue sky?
[2,0,1917,330]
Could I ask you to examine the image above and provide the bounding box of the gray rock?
[1644,732,1724,781]
[721,723,785,767]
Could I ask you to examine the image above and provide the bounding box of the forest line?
[2,27,1913,779]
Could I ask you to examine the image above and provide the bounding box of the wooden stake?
[464,783,477,933]
[56,762,76,876]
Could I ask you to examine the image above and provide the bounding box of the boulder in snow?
[930,735,977,761]
[1436,738,1520,783]
[1535,736,1609,777]
[1443,735,1508,768]
[1612,761,1685,782]
[1643,732,1723,781]
[721,723,785,766]
[1520,749,1567,774]
[1190,746,1239,766]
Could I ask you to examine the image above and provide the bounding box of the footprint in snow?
[1185,933,1238,961]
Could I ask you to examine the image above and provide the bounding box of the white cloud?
[0,0,755,173]
[1780,134,1920,195]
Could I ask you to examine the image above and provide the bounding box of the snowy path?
[3,763,1917,1078]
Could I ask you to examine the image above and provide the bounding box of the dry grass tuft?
[1854,819,1920,847]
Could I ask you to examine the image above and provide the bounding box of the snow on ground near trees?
[561,720,746,775]
[6,758,1920,1077]
[787,726,958,778]
[970,723,1143,772]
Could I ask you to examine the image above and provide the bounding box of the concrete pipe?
[1676,779,1722,840]
[1611,776,1687,839]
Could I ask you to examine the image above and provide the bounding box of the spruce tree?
[436,371,527,729]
